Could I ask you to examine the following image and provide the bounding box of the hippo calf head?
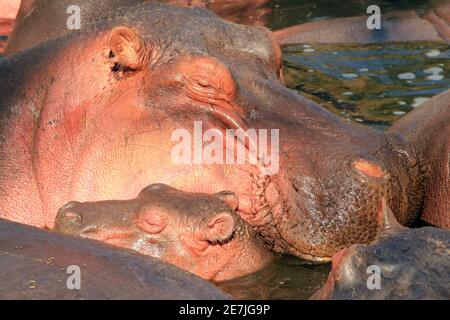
[54,184,272,281]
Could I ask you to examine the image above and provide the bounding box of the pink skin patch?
[0,0,20,19]
[353,160,388,178]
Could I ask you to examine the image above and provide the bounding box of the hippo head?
[54,184,272,281]
[5,3,422,261]
[311,200,450,300]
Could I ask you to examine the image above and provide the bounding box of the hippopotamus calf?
[55,184,273,282]
[312,200,450,300]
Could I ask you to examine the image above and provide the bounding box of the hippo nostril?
[63,211,82,221]
[55,205,84,232]
[59,211,83,229]
[56,202,83,225]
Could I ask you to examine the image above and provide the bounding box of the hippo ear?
[109,26,146,70]
[202,212,236,243]
[214,191,239,211]
[136,205,168,234]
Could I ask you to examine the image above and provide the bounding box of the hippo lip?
[75,224,157,253]
[78,225,137,243]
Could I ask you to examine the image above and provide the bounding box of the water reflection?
[267,0,447,30]
[284,42,450,130]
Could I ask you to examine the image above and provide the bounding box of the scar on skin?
[353,160,388,178]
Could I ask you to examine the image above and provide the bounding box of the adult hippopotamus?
[312,199,450,300]
[0,219,229,299]
[0,3,447,262]
[5,0,271,55]
[54,184,273,281]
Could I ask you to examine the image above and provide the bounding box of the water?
[0,0,448,300]
[217,255,331,300]
[283,42,450,130]
[267,0,448,30]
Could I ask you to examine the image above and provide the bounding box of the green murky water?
[217,255,331,300]
[283,42,450,130]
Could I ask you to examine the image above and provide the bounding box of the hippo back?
[0,219,229,299]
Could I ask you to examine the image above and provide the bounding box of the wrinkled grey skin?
[5,0,272,55]
[0,219,229,299]
[5,0,149,54]
[312,209,450,300]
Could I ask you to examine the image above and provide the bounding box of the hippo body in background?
[0,219,229,299]
[5,1,450,54]
[389,89,450,229]
[0,3,448,263]
[274,5,450,45]
[55,184,273,282]
[312,202,450,300]
[5,0,271,55]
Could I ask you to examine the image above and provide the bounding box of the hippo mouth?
[63,223,166,258]
[72,225,139,244]
[104,233,165,258]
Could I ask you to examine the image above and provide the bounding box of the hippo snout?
[54,199,139,241]
[271,157,394,261]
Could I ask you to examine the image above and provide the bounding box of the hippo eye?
[179,55,237,103]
